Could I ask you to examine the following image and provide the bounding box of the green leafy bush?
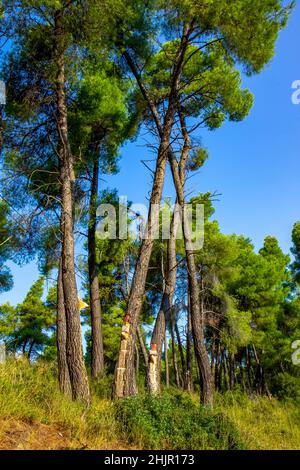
[115,390,246,450]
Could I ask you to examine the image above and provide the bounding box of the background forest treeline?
[0,0,299,450]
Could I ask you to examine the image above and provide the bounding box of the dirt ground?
[0,419,74,450]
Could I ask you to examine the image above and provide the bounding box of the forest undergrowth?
[0,359,299,450]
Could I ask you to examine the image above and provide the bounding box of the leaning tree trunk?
[168,114,213,406]
[113,136,169,398]
[147,110,189,395]
[88,157,104,378]
[147,204,179,394]
[137,325,148,368]
[55,10,90,404]
[57,260,71,395]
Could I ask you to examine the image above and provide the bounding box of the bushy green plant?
[115,389,246,450]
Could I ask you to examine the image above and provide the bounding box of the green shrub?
[91,372,114,399]
[271,372,300,402]
[115,389,246,450]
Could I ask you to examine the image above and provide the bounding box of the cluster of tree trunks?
[114,21,213,406]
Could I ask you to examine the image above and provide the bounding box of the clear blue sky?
[2,3,300,305]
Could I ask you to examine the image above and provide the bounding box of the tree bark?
[57,260,71,396]
[175,320,185,381]
[147,204,179,394]
[164,332,169,387]
[88,157,104,378]
[137,325,148,368]
[171,317,181,388]
[113,138,169,398]
[135,342,139,376]
[55,10,90,404]
[146,106,189,395]
[168,112,213,406]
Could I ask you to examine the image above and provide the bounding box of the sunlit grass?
[215,391,300,450]
[0,359,299,449]
[0,358,119,449]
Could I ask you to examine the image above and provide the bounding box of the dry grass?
[0,358,128,449]
[0,418,72,450]
[215,392,300,450]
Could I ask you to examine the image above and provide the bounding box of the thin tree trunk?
[113,139,168,398]
[246,346,253,392]
[252,344,270,397]
[168,111,213,406]
[164,332,169,387]
[28,341,35,361]
[229,352,235,390]
[0,108,4,155]
[55,10,90,404]
[185,295,193,392]
[146,107,189,395]
[137,325,148,368]
[57,260,71,395]
[135,342,139,376]
[214,339,221,391]
[88,157,104,378]
[147,204,179,394]
[211,335,216,376]
[175,320,185,383]
[170,319,181,388]
[223,355,229,391]
[22,339,28,355]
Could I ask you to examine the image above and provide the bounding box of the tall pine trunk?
[168,114,213,406]
[88,157,104,378]
[55,10,90,403]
